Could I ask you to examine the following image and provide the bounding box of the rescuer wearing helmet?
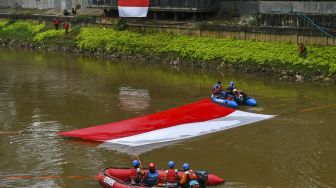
[179,163,200,188]
[211,81,227,100]
[226,81,236,95]
[232,88,248,104]
[144,162,159,187]
[165,161,179,188]
[130,159,144,185]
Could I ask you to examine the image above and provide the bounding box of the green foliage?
[0,20,8,29]
[1,20,335,77]
[34,29,64,42]
[76,27,336,76]
[0,21,45,41]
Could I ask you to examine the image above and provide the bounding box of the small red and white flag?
[58,99,274,152]
[118,0,150,17]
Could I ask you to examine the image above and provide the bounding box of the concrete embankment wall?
[129,25,335,46]
[97,18,335,46]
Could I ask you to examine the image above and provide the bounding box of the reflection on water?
[0,48,335,188]
[119,87,150,113]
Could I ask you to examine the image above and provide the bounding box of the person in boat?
[232,89,248,104]
[165,161,179,188]
[130,159,144,185]
[143,162,159,187]
[179,163,200,188]
[226,81,236,95]
[211,81,227,100]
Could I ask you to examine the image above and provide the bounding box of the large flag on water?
[118,0,150,17]
[58,98,274,150]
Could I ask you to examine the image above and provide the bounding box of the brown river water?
[0,48,335,188]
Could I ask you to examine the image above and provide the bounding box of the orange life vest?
[187,170,198,180]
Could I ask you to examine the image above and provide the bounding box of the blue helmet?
[230,81,234,86]
[133,160,140,168]
[182,163,189,171]
[168,161,175,168]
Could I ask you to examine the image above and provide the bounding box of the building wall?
[0,0,16,8]
[20,0,55,9]
[259,1,336,14]
[0,0,76,9]
[219,1,336,15]
[219,1,259,16]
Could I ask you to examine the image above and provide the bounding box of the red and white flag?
[58,99,274,150]
[118,0,150,17]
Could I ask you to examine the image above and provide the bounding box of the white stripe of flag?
[118,0,150,17]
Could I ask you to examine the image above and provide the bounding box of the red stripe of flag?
[58,98,235,141]
[118,0,150,7]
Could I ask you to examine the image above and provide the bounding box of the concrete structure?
[0,0,80,10]
[220,1,336,15]
[259,1,336,15]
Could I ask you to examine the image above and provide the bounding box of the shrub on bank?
[0,20,8,29]
[0,21,44,41]
[34,29,66,42]
[0,21,335,78]
[77,27,336,76]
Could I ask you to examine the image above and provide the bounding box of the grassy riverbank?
[0,20,335,81]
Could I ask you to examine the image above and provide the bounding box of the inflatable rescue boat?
[211,94,257,108]
[97,168,225,188]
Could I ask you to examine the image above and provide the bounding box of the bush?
[34,29,65,42]
[0,19,8,29]
[76,27,336,76]
[0,21,45,41]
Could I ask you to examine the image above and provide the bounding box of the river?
[0,48,335,188]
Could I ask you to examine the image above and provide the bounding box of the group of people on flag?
[130,160,201,188]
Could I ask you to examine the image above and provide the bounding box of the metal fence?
[87,0,218,12]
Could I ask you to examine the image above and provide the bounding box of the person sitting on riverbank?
[52,18,60,30]
[72,8,77,15]
[63,9,70,16]
[298,43,307,58]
